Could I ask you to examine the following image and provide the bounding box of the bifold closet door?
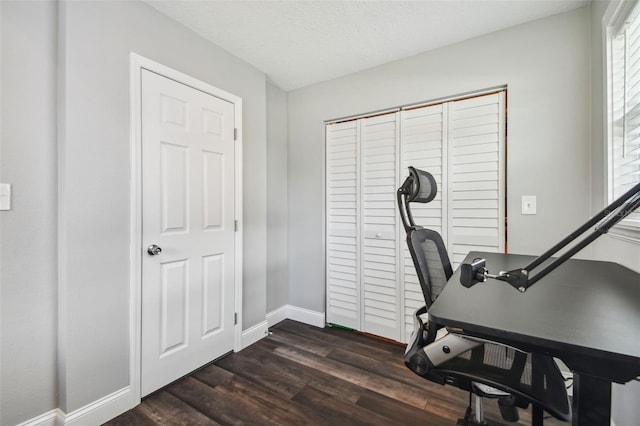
[447,92,506,267]
[326,91,506,342]
[360,113,400,340]
[325,120,360,330]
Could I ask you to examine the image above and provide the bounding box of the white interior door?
[140,69,236,396]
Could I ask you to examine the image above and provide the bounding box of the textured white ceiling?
[145,0,589,91]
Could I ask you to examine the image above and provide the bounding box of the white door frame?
[128,53,243,404]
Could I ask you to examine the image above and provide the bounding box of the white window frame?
[605,0,640,242]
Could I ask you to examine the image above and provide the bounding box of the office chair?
[397,167,570,425]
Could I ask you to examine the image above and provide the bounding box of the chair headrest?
[407,167,437,203]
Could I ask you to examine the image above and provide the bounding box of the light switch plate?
[0,183,11,211]
[522,195,536,215]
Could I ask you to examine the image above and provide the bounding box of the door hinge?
[234,312,238,325]
[234,128,238,141]
[234,220,238,232]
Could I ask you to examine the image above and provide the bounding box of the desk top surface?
[429,252,640,376]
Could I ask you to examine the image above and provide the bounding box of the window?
[607,0,640,233]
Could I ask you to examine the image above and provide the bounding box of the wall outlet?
[522,195,536,215]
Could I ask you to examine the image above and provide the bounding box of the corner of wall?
[266,305,325,329]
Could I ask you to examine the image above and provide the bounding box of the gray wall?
[0,1,58,424]
[58,0,267,412]
[266,82,289,312]
[590,1,640,424]
[2,0,269,422]
[287,7,592,313]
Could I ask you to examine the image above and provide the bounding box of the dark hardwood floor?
[105,320,566,425]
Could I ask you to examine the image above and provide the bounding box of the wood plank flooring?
[105,320,567,425]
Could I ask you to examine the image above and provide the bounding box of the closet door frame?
[325,88,507,343]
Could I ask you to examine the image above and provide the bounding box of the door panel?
[400,105,446,238]
[360,112,400,341]
[161,142,188,233]
[325,120,360,329]
[160,259,189,355]
[203,151,224,229]
[447,92,506,267]
[202,254,224,336]
[141,69,235,396]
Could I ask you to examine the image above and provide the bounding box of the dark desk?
[428,252,640,426]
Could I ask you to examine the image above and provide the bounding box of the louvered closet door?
[326,121,360,329]
[360,113,400,340]
[326,91,505,342]
[400,105,446,339]
[447,92,506,267]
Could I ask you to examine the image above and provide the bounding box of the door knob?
[147,244,162,256]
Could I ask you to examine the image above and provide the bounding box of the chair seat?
[405,308,571,422]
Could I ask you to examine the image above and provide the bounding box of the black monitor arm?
[460,182,640,292]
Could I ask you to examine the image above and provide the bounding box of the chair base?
[456,406,512,426]
[456,396,518,426]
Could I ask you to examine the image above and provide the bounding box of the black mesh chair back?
[397,167,571,424]
[408,228,452,306]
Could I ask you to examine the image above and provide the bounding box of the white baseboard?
[62,386,132,425]
[266,305,289,327]
[287,305,325,328]
[18,387,132,426]
[16,409,61,426]
[241,319,269,349]
[266,305,325,328]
